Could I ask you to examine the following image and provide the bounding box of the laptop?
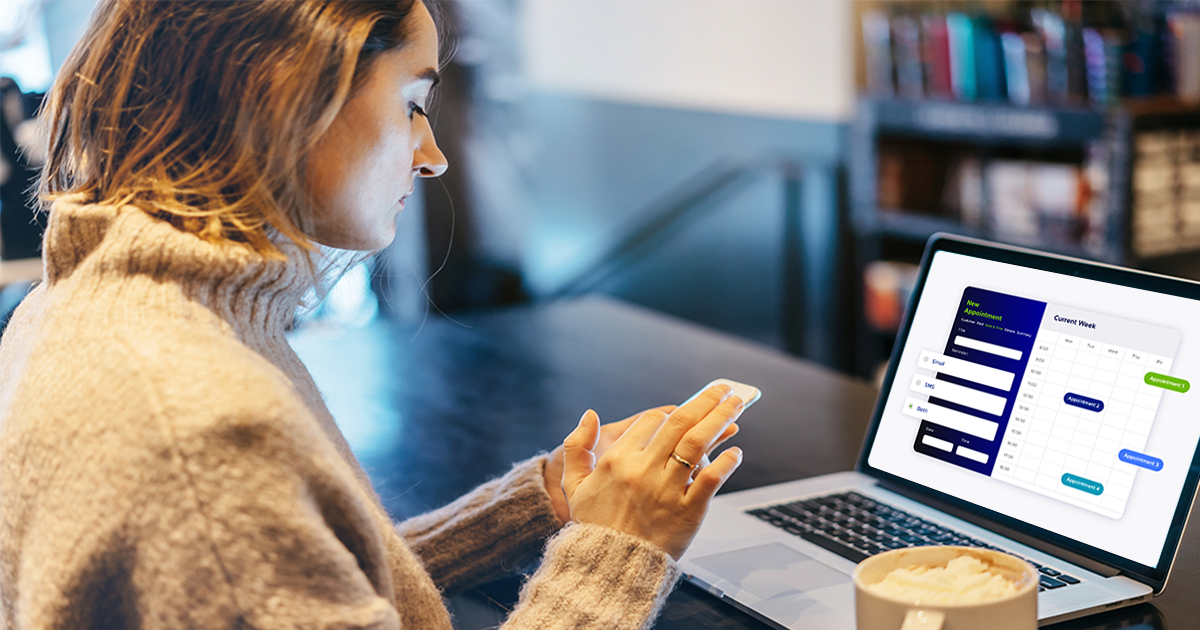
[680,235,1200,629]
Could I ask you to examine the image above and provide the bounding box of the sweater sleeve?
[396,454,564,595]
[500,523,682,630]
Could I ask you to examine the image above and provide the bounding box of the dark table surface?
[290,296,1181,630]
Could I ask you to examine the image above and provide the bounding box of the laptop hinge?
[877,480,1120,578]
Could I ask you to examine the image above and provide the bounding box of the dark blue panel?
[913,287,1047,475]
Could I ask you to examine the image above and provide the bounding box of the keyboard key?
[776,504,810,520]
[798,529,869,563]
[1038,567,1060,577]
[1039,575,1067,589]
[1057,574,1080,585]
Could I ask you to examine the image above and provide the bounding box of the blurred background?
[2,0,1200,381]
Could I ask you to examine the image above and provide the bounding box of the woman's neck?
[42,195,316,342]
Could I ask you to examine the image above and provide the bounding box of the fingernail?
[730,447,744,462]
[577,410,591,428]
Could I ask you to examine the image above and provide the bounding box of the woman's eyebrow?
[418,68,441,87]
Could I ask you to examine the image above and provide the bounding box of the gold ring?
[670,451,697,469]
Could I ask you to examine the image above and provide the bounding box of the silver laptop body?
[681,236,1200,629]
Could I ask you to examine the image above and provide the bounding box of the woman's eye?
[408,102,428,119]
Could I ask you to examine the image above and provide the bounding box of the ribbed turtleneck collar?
[42,195,316,341]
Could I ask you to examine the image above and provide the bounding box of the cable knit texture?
[0,196,680,629]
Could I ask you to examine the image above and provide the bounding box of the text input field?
[910,374,1007,416]
[917,350,1016,391]
[903,396,1000,441]
[954,335,1023,361]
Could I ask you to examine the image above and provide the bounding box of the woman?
[0,1,746,628]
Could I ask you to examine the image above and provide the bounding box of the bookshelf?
[847,0,1200,376]
[851,97,1200,377]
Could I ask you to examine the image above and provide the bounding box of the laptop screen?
[864,243,1200,575]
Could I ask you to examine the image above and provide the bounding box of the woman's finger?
[562,410,600,500]
[710,422,739,453]
[689,453,711,481]
[618,405,676,424]
[685,447,743,504]
[665,396,743,477]
[607,407,671,453]
[646,384,730,457]
[597,405,671,449]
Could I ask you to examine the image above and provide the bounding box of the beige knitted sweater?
[0,197,680,629]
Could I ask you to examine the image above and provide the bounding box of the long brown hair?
[39,0,431,258]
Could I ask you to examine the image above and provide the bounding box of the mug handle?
[900,609,945,630]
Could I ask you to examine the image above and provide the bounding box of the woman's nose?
[415,127,448,178]
[417,155,448,178]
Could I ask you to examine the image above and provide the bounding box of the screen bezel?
[855,234,1200,592]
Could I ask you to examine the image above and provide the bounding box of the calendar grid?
[993,329,1173,518]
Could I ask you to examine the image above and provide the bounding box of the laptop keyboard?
[746,491,1081,592]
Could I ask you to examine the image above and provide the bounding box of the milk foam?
[864,555,1019,605]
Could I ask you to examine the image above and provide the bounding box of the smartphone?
[682,378,762,409]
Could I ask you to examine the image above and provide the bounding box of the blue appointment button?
[1064,393,1104,412]
[1119,449,1164,471]
[1062,473,1104,495]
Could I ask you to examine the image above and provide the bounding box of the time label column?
[995,334,1052,477]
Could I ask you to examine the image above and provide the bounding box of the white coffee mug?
[852,546,1039,630]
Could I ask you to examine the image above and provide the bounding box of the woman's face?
[305,2,448,251]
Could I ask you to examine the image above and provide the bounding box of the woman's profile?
[0,1,747,627]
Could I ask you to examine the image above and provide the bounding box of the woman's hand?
[559,385,745,559]
[543,401,740,524]
[543,406,675,523]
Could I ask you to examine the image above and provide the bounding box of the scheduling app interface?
[869,252,1200,567]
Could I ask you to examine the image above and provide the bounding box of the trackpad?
[692,543,851,602]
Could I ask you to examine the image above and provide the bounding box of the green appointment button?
[1145,372,1190,393]
[1062,473,1104,496]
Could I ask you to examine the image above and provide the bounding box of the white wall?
[42,0,100,76]
[521,0,856,122]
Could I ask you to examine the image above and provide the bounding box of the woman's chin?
[307,227,394,252]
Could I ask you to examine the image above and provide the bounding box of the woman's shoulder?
[2,297,315,455]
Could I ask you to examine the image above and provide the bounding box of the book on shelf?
[974,17,1007,101]
[1083,28,1122,107]
[921,14,953,99]
[1124,20,1160,98]
[1168,13,1200,103]
[946,12,977,102]
[892,15,924,100]
[863,11,894,97]
[1001,32,1032,106]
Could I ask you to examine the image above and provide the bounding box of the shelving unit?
[850,96,1200,377]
